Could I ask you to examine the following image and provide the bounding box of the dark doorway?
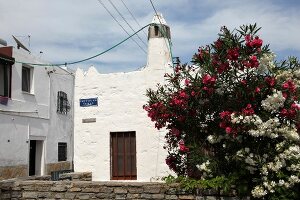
[29,140,36,176]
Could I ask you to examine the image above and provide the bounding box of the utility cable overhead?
[107,0,147,47]
[0,23,151,67]
[98,0,146,54]
[120,0,148,38]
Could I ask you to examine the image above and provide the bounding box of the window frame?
[0,61,12,98]
[110,131,137,180]
[22,65,33,93]
[58,142,67,162]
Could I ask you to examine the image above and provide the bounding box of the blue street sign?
[80,98,98,107]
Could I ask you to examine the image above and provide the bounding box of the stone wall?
[46,161,72,175]
[0,161,72,181]
[0,179,247,200]
[0,165,27,181]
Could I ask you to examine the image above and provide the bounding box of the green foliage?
[163,175,236,193]
[145,24,300,199]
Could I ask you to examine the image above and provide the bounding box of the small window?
[0,62,11,98]
[58,142,67,162]
[154,26,159,36]
[111,131,137,180]
[22,65,33,93]
[57,91,70,115]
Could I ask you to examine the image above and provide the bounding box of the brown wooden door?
[111,132,136,180]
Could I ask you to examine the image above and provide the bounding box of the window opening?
[154,26,159,36]
[22,66,31,93]
[57,91,70,115]
[58,142,67,162]
[0,62,11,97]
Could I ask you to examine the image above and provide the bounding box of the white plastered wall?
[74,23,175,181]
[0,47,74,176]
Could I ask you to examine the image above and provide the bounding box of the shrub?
[144,24,300,199]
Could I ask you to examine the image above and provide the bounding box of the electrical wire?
[0,23,151,67]
[98,0,147,54]
[119,0,148,37]
[107,0,147,47]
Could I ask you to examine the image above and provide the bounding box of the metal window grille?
[111,131,137,180]
[57,91,70,115]
[58,142,67,162]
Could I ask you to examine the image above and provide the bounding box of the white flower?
[261,165,268,176]
[259,52,276,73]
[289,175,300,184]
[276,125,300,141]
[261,90,286,112]
[196,160,211,174]
[251,185,267,198]
[207,135,217,144]
[245,156,256,166]
[278,179,285,186]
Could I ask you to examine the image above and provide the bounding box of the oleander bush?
[144,24,300,199]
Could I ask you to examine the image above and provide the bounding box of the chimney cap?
[151,13,167,25]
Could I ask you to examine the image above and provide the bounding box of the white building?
[74,14,174,181]
[0,41,74,180]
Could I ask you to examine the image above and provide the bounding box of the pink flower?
[227,48,239,61]
[179,91,188,99]
[282,82,289,89]
[202,74,212,84]
[225,127,232,134]
[280,108,288,117]
[179,140,189,152]
[214,39,223,49]
[245,34,251,42]
[282,80,296,93]
[255,87,261,93]
[217,62,230,74]
[241,79,247,85]
[171,128,180,137]
[251,36,263,48]
[185,79,190,86]
[245,35,263,48]
[249,55,259,68]
[220,111,232,119]
[242,104,255,115]
[202,74,216,85]
[265,77,276,87]
[219,122,227,128]
[291,103,300,110]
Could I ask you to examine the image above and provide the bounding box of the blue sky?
[1,0,300,73]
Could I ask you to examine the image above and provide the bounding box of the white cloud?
[0,0,299,72]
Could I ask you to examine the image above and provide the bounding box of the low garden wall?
[0,172,247,200]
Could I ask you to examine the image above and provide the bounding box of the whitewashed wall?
[0,48,50,172]
[0,46,74,176]
[48,67,75,165]
[74,15,175,181]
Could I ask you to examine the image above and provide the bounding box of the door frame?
[28,136,46,176]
